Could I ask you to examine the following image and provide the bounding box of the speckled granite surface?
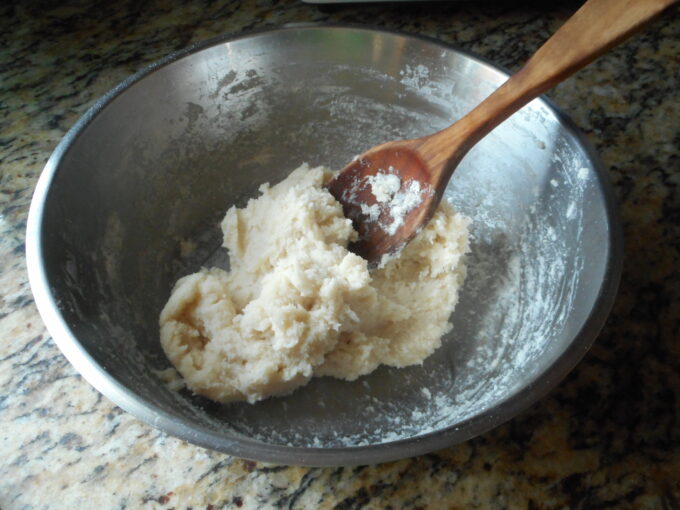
[1,0,679,508]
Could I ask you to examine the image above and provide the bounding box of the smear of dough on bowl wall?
[159,163,470,403]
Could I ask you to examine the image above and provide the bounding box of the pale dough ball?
[159,163,469,403]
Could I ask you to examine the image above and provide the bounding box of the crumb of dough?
[154,367,186,391]
[159,163,470,403]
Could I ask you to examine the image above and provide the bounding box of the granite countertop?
[1,0,678,508]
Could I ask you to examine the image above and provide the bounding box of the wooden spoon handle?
[431,0,676,175]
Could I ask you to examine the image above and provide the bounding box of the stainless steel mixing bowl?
[26,26,622,466]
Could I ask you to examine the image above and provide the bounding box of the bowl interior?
[36,27,612,457]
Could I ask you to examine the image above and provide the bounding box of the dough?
[159,163,470,403]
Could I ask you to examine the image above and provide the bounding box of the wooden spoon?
[327,0,676,266]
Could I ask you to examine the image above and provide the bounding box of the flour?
[367,171,401,202]
[343,165,434,237]
[367,171,428,236]
[359,203,380,222]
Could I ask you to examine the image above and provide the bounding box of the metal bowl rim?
[26,23,623,466]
